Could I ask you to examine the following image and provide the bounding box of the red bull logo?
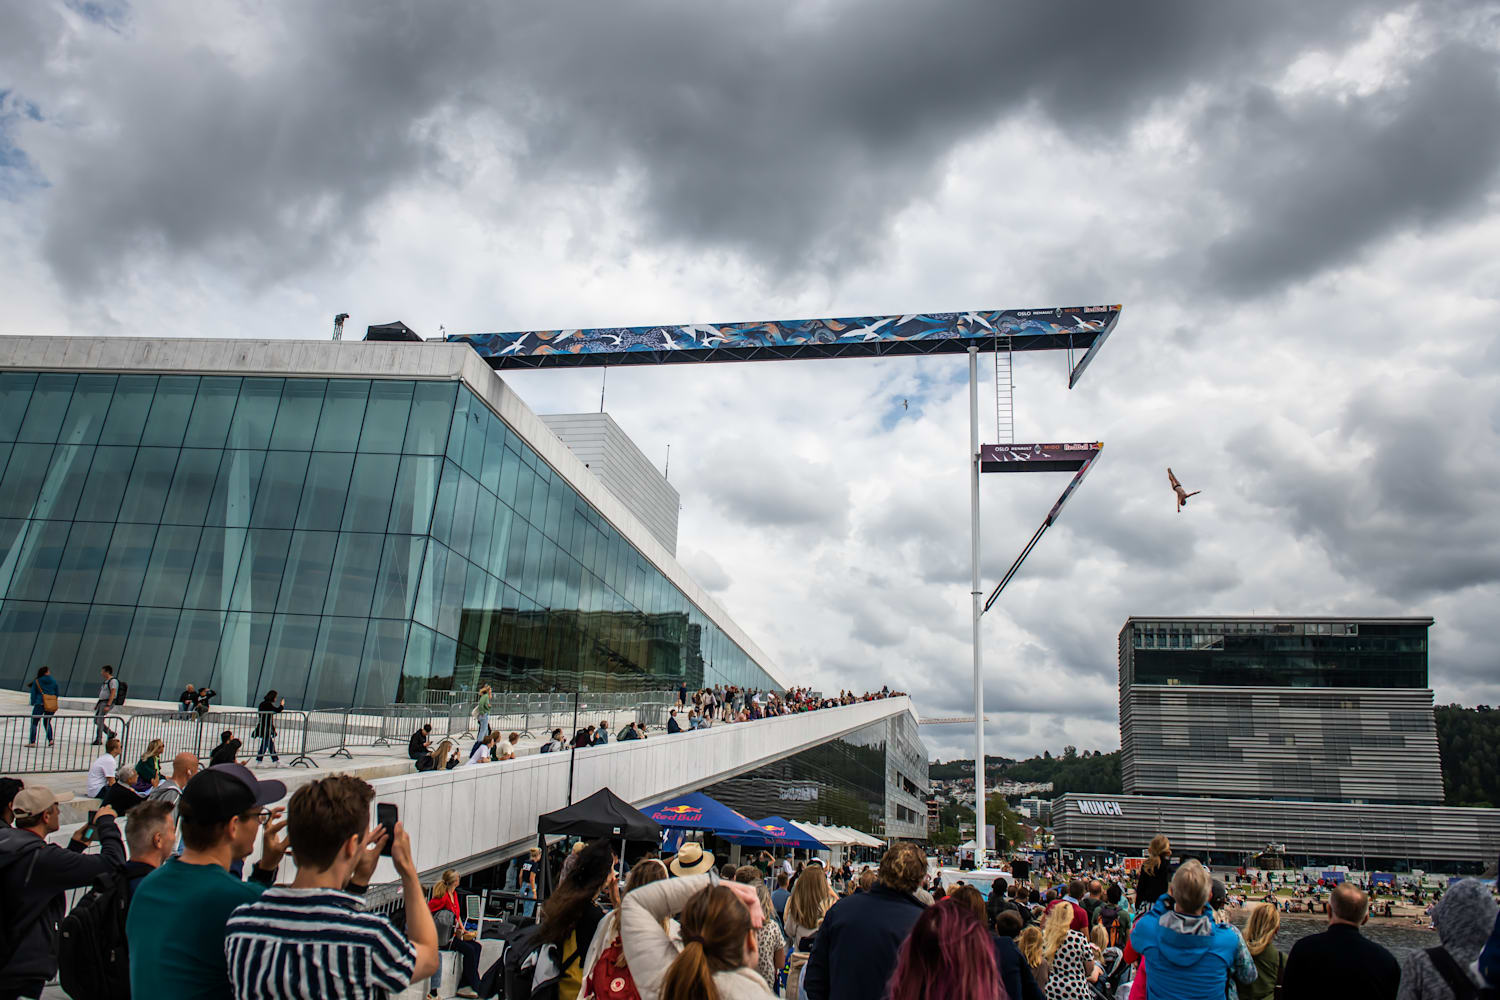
[763,825,785,836]
[653,805,703,821]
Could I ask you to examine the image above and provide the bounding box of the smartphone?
[376,803,398,857]
[84,809,98,838]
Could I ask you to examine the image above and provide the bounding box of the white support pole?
[968,346,986,866]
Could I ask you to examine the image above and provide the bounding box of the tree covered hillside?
[931,747,1122,797]
[1435,704,1500,807]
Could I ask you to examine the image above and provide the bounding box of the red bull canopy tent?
[743,817,828,852]
[643,791,774,841]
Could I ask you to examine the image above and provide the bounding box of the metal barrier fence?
[0,713,131,775]
[125,708,320,766]
[0,689,684,774]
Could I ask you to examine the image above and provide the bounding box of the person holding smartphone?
[0,789,125,999]
[224,777,440,999]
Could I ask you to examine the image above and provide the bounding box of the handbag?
[36,680,58,714]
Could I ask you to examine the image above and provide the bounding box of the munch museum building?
[1054,617,1500,872]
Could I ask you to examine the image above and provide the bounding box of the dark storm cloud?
[13,0,1405,290]
[1197,42,1500,298]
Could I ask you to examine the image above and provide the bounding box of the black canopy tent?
[535,788,661,899]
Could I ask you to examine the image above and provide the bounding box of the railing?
[125,707,320,766]
[0,713,131,775]
[0,689,683,774]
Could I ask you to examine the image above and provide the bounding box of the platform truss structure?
[449,304,1123,864]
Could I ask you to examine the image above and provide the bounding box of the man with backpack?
[0,788,125,999]
[57,799,176,1000]
[93,665,120,745]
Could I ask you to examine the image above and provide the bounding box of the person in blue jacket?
[26,665,60,747]
[1129,859,1255,1000]
[1480,909,1500,987]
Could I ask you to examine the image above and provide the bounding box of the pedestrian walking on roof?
[26,666,58,747]
[92,664,119,744]
[473,684,492,745]
[253,690,284,764]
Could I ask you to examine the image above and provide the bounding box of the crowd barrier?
[0,713,132,775]
[0,689,682,774]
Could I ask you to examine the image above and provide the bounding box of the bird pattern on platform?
[449,305,1122,363]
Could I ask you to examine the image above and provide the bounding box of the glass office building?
[1122,618,1430,689]
[1118,616,1442,804]
[1053,615,1500,870]
[0,338,783,709]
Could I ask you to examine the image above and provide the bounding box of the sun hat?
[669,841,717,877]
[12,786,73,822]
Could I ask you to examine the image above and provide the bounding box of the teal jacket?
[1129,896,1251,1000]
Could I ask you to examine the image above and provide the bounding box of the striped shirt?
[224,887,416,1000]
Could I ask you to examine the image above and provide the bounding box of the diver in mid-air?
[1168,468,1201,512]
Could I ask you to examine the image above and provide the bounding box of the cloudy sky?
[3,1,1498,761]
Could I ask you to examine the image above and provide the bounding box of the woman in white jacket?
[620,872,774,1000]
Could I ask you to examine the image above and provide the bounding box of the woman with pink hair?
[888,898,1004,1000]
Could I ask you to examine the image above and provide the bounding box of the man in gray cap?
[127,763,289,1000]
[0,786,124,1000]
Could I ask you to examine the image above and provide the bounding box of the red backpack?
[586,935,641,1000]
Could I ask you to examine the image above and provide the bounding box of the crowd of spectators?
[410,684,905,773]
[6,756,1500,1000]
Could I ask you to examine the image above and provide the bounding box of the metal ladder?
[994,336,1014,444]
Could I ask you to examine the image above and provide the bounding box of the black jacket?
[407,729,430,759]
[1134,861,1174,909]
[666,717,682,733]
[209,739,240,766]
[804,884,925,1000]
[1281,923,1400,1000]
[993,934,1043,1000]
[102,783,145,815]
[0,816,126,989]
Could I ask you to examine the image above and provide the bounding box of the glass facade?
[1122,619,1429,688]
[704,713,929,841]
[0,372,777,708]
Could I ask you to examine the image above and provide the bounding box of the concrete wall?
[351,696,915,890]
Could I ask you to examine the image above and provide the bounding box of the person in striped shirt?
[224,775,440,999]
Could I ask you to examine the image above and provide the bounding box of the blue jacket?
[1483,910,1500,986]
[1129,896,1246,1000]
[804,884,925,1000]
[29,674,59,708]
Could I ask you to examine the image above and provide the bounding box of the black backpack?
[58,868,131,1000]
[114,679,128,708]
[493,923,572,1000]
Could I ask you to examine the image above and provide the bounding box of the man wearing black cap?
[126,763,289,1000]
[0,787,123,1000]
